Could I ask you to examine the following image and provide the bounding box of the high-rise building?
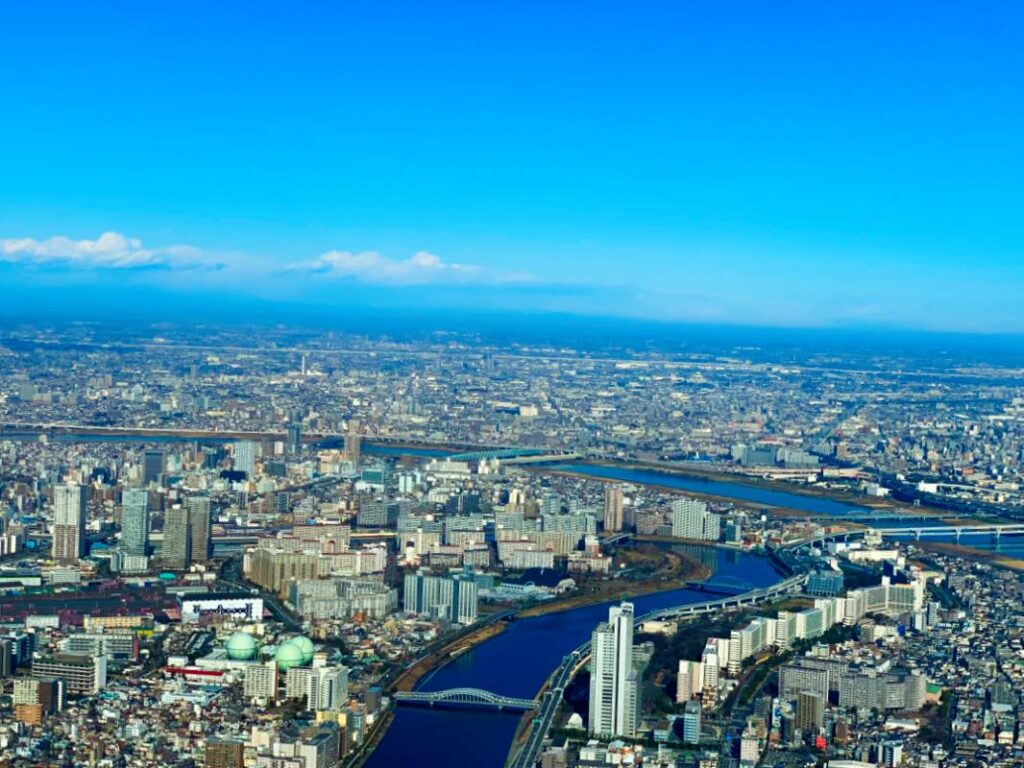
[796,691,824,733]
[187,496,212,564]
[671,498,720,541]
[287,422,303,455]
[682,700,702,744]
[403,569,479,625]
[162,506,192,570]
[0,639,13,678]
[234,441,256,477]
[31,654,107,694]
[120,488,150,556]
[589,602,640,738]
[603,485,624,533]
[53,484,87,564]
[676,659,703,703]
[142,450,165,485]
[205,738,245,768]
[163,497,212,570]
[344,420,362,465]
[306,665,349,712]
[244,661,279,700]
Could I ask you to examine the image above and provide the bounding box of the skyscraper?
[120,488,150,556]
[286,422,302,455]
[603,484,624,533]
[142,450,165,486]
[234,441,256,477]
[187,496,212,564]
[589,602,640,738]
[53,484,87,564]
[162,505,192,570]
[344,420,361,465]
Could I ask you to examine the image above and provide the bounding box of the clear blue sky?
[1,1,1023,331]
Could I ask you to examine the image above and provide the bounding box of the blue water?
[365,547,781,768]
[556,463,872,516]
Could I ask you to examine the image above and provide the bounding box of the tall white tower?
[589,602,640,738]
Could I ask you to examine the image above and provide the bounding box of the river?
[365,546,781,768]
[366,461,1024,767]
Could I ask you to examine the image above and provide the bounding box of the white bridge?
[880,523,1024,540]
[394,687,537,712]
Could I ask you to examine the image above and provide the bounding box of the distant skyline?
[2,2,1023,332]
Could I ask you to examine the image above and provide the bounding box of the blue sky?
[1,2,1023,331]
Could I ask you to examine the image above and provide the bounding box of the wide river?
[364,545,782,768]
[366,460,1024,768]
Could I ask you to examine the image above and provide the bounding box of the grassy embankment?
[515,546,712,619]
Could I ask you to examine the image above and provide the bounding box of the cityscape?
[3,2,1024,768]
[2,324,1024,768]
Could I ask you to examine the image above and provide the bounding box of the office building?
[120,487,150,556]
[0,639,12,678]
[53,483,87,564]
[603,484,624,533]
[142,450,165,485]
[287,421,303,455]
[31,654,107,694]
[589,602,640,738]
[234,441,256,477]
[682,700,701,744]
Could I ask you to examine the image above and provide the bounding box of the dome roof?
[274,641,305,669]
[225,632,257,660]
[291,636,315,664]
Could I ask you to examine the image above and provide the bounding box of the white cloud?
[292,249,484,284]
[0,232,217,270]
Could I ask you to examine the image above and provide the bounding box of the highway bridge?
[447,447,548,461]
[879,523,1024,540]
[394,688,537,712]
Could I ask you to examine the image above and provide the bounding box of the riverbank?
[556,458,957,517]
[540,466,852,519]
[515,546,712,619]
[390,620,508,693]
[916,540,1024,571]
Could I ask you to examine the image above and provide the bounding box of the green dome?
[291,636,315,664]
[225,632,257,660]
[274,641,305,670]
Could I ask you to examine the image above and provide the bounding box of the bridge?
[878,523,1024,540]
[394,688,537,712]
[603,532,633,546]
[446,447,549,461]
[682,575,756,596]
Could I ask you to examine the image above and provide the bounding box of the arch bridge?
[394,687,537,712]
